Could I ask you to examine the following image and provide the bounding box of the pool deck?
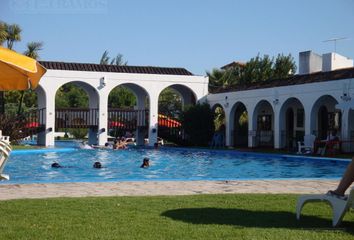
[0,180,347,201]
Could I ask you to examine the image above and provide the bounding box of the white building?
[35,51,354,152]
[35,62,208,146]
[207,51,354,151]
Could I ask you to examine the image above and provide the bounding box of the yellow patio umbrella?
[0,46,47,90]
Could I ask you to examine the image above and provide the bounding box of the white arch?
[278,97,305,149]
[54,80,100,109]
[252,99,274,130]
[108,82,150,109]
[252,99,274,147]
[158,84,197,109]
[229,101,248,147]
[310,94,339,139]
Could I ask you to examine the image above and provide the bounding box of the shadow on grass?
[162,208,354,234]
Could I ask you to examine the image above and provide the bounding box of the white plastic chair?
[0,130,12,180]
[297,134,316,154]
[296,187,354,227]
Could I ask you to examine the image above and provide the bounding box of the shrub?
[0,114,27,144]
[181,103,214,146]
[69,128,88,139]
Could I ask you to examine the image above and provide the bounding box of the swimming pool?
[1,142,350,184]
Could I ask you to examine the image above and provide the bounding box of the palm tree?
[5,23,22,50]
[110,53,128,66]
[0,21,7,46]
[100,50,128,66]
[100,50,110,65]
[17,42,43,114]
[206,68,227,90]
[24,42,43,59]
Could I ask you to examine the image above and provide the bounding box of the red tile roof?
[211,67,354,93]
[39,61,193,76]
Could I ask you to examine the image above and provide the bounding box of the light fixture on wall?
[223,96,229,108]
[100,76,106,87]
[341,93,351,102]
[273,98,279,105]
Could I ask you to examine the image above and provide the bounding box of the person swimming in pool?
[140,157,150,168]
[93,161,102,169]
[51,162,62,168]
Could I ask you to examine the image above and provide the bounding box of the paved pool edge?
[1,179,351,201]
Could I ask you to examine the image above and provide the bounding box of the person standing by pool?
[327,158,354,199]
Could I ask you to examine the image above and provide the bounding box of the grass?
[0,194,353,239]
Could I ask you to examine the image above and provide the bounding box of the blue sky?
[1,0,354,75]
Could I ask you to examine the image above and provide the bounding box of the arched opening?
[230,102,248,147]
[310,95,340,140]
[107,83,149,145]
[210,103,226,148]
[252,100,274,147]
[318,106,328,139]
[157,84,197,145]
[54,82,99,144]
[0,85,47,144]
[279,97,305,150]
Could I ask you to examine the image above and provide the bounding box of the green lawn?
[0,194,353,239]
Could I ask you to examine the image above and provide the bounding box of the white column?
[148,96,158,146]
[247,108,255,148]
[273,109,281,149]
[97,93,108,146]
[136,94,146,146]
[39,95,55,146]
[341,108,349,141]
[304,105,312,136]
[225,108,231,147]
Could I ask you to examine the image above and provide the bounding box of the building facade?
[35,61,208,146]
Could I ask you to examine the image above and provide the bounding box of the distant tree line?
[207,54,297,91]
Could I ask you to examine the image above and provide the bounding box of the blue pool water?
[1,141,350,184]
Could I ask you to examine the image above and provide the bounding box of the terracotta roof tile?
[39,61,193,76]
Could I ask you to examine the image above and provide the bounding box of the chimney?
[299,51,322,74]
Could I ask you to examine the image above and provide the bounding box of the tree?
[100,50,110,65]
[273,54,297,79]
[158,88,182,118]
[16,41,44,114]
[206,68,226,89]
[0,21,7,45]
[207,53,297,90]
[110,53,128,66]
[55,83,88,108]
[24,41,43,59]
[108,86,136,108]
[181,103,214,146]
[100,50,128,66]
[5,23,21,50]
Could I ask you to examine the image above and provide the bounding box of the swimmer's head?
[93,161,102,169]
[105,142,109,147]
[51,162,61,168]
